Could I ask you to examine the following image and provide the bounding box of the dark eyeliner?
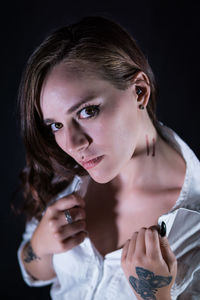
[77,104,101,119]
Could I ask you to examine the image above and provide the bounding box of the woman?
[17,16,200,299]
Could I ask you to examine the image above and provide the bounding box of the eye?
[50,122,63,133]
[77,105,100,120]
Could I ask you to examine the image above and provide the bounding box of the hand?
[31,193,87,259]
[121,227,177,300]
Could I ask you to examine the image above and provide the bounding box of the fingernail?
[160,221,166,237]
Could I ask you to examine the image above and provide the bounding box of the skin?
[121,227,177,300]
[22,62,182,298]
[40,63,156,186]
[22,193,87,280]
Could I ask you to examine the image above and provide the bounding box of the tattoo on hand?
[24,242,41,263]
[129,267,172,300]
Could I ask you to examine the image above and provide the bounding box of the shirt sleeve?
[160,208,200,299]
[177,269,200,300]
[17,218,56,287]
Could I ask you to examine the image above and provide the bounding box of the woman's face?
[40,63,143,183]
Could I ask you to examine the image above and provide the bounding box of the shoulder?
[157,121,200,213]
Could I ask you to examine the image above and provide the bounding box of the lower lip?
[82,155,104,170]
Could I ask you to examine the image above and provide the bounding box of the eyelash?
[49,104,101,133]
[49,122,63,133]
[77,104,101,120]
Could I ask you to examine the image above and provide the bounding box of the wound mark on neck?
[146,134,150,156]
[146,135,156,157]
[152,138,155,157]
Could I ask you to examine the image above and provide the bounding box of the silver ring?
[64,209,73,224]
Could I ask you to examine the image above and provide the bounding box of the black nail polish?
[160,221,166,237]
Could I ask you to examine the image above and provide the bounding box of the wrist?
[156,293,171,300]
[31,233,51,258]
[22,241,41,263]
[23,240,52,263]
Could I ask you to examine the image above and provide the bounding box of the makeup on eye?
[50,122,63,133]
[77,104,101,120]
[46,103,101,133]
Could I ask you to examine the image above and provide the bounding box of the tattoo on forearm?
[24,242,41,263]
[129,267,172,300]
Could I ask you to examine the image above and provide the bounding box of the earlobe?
[138,104,145,110]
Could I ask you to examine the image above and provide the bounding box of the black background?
[1,0,200,299]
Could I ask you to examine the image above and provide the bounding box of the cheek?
[108,110,138,151]
[54,132,67,153]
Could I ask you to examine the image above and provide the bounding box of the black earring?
[136,87,142,95]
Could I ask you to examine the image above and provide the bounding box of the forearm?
[21,241,56,281]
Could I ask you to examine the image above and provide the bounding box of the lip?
[80,155,104,170]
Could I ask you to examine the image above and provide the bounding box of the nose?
[61,120,89,155]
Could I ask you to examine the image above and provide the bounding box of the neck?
[108,114,166,193]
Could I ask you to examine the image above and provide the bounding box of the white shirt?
[18,122,200,300]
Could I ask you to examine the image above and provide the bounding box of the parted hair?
[18,15,158,220]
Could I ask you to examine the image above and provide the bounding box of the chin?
[88,168,118,184]
[88,173,110,184]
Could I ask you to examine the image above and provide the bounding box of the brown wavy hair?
[18,15,158,220]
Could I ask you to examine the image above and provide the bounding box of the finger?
[61,231,88,252]
[121,239,131,264]
[145,228,162,260]
[159,236,177,272]
[127,232,138,262]
[49,207,86,230]
[63,207,86,224]
[47,193,85,216]
[134,228,146,257]
[54,220,86,241]
[148,224,160,232]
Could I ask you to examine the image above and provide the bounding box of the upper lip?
[78,155,102,164]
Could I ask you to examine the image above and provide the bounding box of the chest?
[84,185,180,257]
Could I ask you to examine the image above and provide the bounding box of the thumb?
[159,236,177,273]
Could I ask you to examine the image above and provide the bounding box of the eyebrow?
[67,94,97,114]
[43,93,97,124]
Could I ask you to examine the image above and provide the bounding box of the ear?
[131,71,151,109]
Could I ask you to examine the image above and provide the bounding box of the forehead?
[42,61,97,90]
[40,62,113,117]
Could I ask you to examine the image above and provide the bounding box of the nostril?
[78,136,86,144]
[66,133,90,154]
